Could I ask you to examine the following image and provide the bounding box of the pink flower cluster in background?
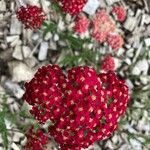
[74,9,125,50]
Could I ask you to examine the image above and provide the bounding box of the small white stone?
[6,35,19,43]
[8,62,34,82]
[129,139,142,150]
[83,0,100,15]
[32,33,40,41]
[4,80,25,99]
[132,59,149,75]
[22,46,31,58]
[13,132,24,142]
[12,45,23,60]
[58,19,65,31]
[11,143,20,150]
[125,58,132,65]
[124,17,137,31]
[53,34,59,41]
[126,79,134,90]
[105,0,120,5]
[144,38,150,47]
[50,40,57,50]
[38,42,48,61]
[44,32,52,41]
[0,0,6,11]
[140,76,149,85]
[65,14,72,23]
[10,15,22,35]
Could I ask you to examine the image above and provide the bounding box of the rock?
[12,45,23,60]
[132,59,149,75]
[53,34,59,41]
[144,38,150,47]
[105,0,120,5]
[65,14,72,23]
[22,46,31,58]
[8,61,34,82]
[141,13,150,25]
[0,0,6,11]
[11,143,20,150]
[44,32,52,41]
[58,19,65,31]
[13,132,24,142]
[3,80,24,99]
[6,35,19,43]
[10,15,22,35]
[24,57,38,68]
[50,40,57,50]
[83,0,100,15]
[38,42,48,61]
[129,139,142,150]
[41,0,51,13]
[32,33,40,41]
[123,16,137,31]
[7,97,20,113]
[126,79,134,90]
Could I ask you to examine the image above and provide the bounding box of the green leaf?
[51,2,61,13]
[0,111,8,150]
[43,22,57,37]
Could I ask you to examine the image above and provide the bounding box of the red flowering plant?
[25,127,49,150]
[16,0,46,29]
[24,64,129,150]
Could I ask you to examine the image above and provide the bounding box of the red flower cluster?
[74,14,90,34]
[112,5,126,22]
[101,55,115,72]
[59,0,87,15]
[25,127,48,150]
[16,5,46,29]
[24,65,129,150]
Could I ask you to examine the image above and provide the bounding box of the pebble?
[3,80,24,99]
[22,46,32,58]
[11,143,20,150]
[8,61,34,82]
[44,32,52,41]
[83,0,100,15]
[144,38,150,47]
[6,35,19,43]
[53,34,59,41]
[129,139,142,150]
[50,40,57,50]
[38,42,49,61]
[12,45,23,60]
[132,59,149,75]
[0,0,6,11]
[10,15,22,35]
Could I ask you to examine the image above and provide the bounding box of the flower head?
[25,127,48,150]
[92,9,115,43]
[101,55,115,72]
[107,34,124,50]
[60,0,87,15]
[16,5,46,29]
[74,14,90,34]
[24,65,129,150]
[112,5,126,22]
